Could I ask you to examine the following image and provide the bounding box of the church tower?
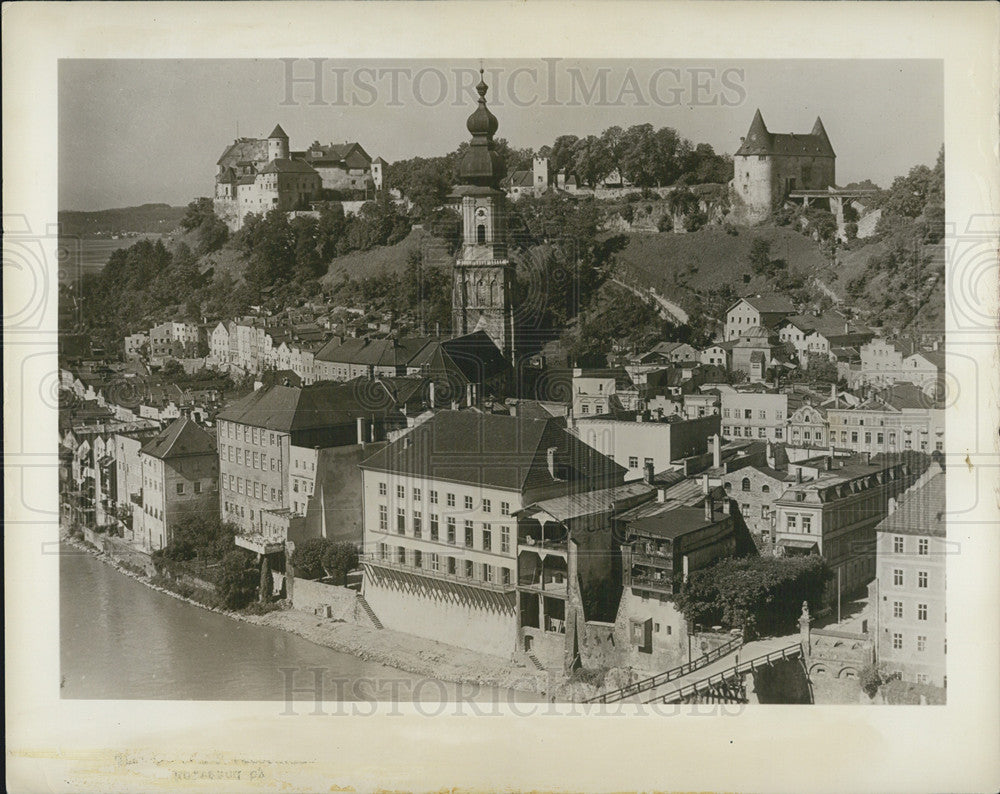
[451,70,515,360]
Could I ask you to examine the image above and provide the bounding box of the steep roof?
[359,410,625,494]
[217,381,399,432]
[735,110,836,158]
[141,417,216,460]
[731,294,796,315]
[269,124,289,139]
[876,471,945,538]
[260,158,320,175]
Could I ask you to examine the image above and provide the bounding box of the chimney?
[712,434,722,468]
[704,494,714,522]
[643,461,655,485]
[864,451,871,465]
[796,467,803,483]
[702,473,710,494]
[429,380,435,409]
[830,382,837,407]
[356,416,365,445]
[547,446,558,479]
[824,456,832,472]
[466,383,474,407]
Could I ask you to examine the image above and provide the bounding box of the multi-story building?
[773,453,921,604]
[871,468,946,687]
[724,294,795,341]
[786,402,831,450]
[137,417,219,552]
[113,428,160,543]
[215,381,405,548]
[570,412,720,481]
[721,389,788,442]
[859,338,944,391]
[827,383,945,455]
[358,409,625,657]
[720,462,794,544]
[124,332,148,361]
[571,369,635,416]
[149,321,201,363]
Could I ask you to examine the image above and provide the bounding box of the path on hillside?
[812,277,843,304]
[611,277,690,325]
[622,633,799,704]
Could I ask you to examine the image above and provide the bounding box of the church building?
[450,71,517,362]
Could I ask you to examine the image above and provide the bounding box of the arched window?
[477,224,486,244]
[741,477,751,492]
[761,484,770,493]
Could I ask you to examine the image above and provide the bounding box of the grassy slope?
[320,227,432,285]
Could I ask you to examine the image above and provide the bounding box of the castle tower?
[267,124,289,161]
[532,156,549,195]
[451,69,515,360]
[371,156,387,191]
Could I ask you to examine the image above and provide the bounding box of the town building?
[148,321,201,363]
[300,140,373,192]
[871,467,946,687]
[720,455,794,545]
[570,412,721,481]
[725,294,796,341]
[777,313,874,366]
[215,381,405,548]
[720,388,788,442]
[136,417,219,552]
[859,338,943,394]
[124,332,148,361]
[358,409,626,657]
[826,383,945,455]
[773,452,922,605]
[732,109,836,224]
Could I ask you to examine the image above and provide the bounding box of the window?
[501,526,510,553]
[644,457,654,468]
[893,536,904,554]
[893,601,903,619]
[413,550,422,568]
[759,428,767,439]
[761,484,770,493]
[483,564,493,583]
[774,428,783,440]
[447,493,455,508]
[892,632,903,650]
[430,514,439,541]
[759,410,767,419]
[176,483,184,494]
[741,477,751,492]
[776,411,783,420]
[413,511,422,538]
[802,516,812,534]
[889,432,897,445]
[482,524,492,551]
[852,432,858,443]
[448,557,457,575]
[430,553,440,572]
[893,568,904,586]
[464,521,474,548]
[430,490,438,504]
[413,487,421,502]
[723,408,731,418]
[483,498,491,513]
[397,485,405,499]
[761,505,771,519]
[917,604,928,621]
[501,502,510,516]
[464,559,473,578]
[502,567,511,585]
[865,432,872,444]
[194,481,202,494]
[379,482,387,496]
[918,538,929,555]
[918,571,928,588]
[629,456,639,469]
[877,433,884,444]
[917,635,927,652]
[447,517,456,544]
[787,515,797,531]
[464,495,473,510]
[397,546,406,564]
[396,508,406,534]
[744,409,752,419]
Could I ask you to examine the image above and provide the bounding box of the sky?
[59,58,943,211]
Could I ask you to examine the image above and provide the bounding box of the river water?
[60,546,535,704]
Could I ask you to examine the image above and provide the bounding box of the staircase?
[356,595,383,630]
[526,652,545,671]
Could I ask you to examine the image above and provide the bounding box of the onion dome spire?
[458,67,505,188]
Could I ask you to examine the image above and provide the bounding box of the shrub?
[656,214,673,233]
[217,549,259,610]
[291,537,359,584]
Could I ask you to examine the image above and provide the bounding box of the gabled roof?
[735,109,836,158]
[217,381,400,432]
[359,410,626,493]
[141,417,216,460]
[269,124,289,139]
[260,158,320,175]
[730,294,796,315]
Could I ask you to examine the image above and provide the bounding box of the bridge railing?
[648,642,802,704]
[584,634,743,704]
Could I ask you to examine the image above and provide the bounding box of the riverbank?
[62,530,554,699]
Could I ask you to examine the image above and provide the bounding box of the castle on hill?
[213,124,383,231]
[731,109,837,224]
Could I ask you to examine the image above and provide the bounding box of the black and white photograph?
[5,2,999,792]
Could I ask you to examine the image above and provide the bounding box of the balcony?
[235,532,285,555]
[517,570,569,594]
[631,550,674,570]
[629,572,676,595]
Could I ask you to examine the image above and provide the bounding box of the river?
[60,546,533,704]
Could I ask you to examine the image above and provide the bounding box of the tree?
[291,537,358,583]
[217,549,259,610]
[806,352,838,384]
[748,238,772,276]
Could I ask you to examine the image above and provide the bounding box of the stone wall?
[291,576,362,621]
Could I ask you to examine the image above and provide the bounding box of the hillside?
[615,224,828,298]
[59,203,188,237]
[320,227,431,284]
